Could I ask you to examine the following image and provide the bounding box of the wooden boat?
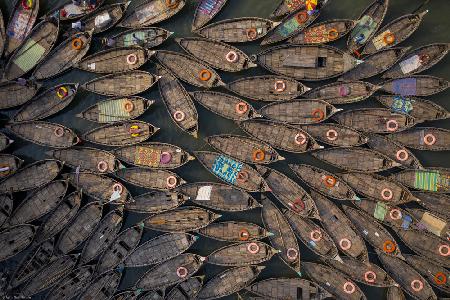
[362,10,429,55]
[288,19,355,45]
[166,276,204,300]
[46,0,106,21]
[64,171,132,204]
[342,206,403,258]
[376,95,450,123]
[311,191,368,261]
[83,120,159,146]
[227,75,309,102]
[381,75,449,96]
[82,70,159,97]
[0,195,12,228]
[366,133,423,169]
[326,256,394,287]
[177,182,260,211]
[34,192,82,244]
[0,159,62,193]
[77,96,154,123]
[260,100,341,125]
[126,190,187,214]
[0,224,36,262]
[191,91,260,121]
[0,154,23,179]
[353,199,419,230]
[118,0,186,28]
[109,290,142,300]
[340,47,410,81]
[7,121,79,148]
[290,164,358,201]
[8,180,68,226]
[21,254,79,297]
[124,233,196,267]
[199,221,269,242]
[48,147,122,174]
[397,229,449,267]
[386,286,406,300]
[32,30,93,80]
[382,43,449,79]
[388,127,450,151]
[207,241,278,266]
[8,238,54,290]
[76,46,154,74]
[404,254,450,294]
[414,192,450,218]
[155,50,225,88]
[391,168,450,193]
[156,64,199,137]
[311,147,400,172]
[196,17,280,43]
[206,134,284,165]
[302,262,367,300]
[3,17,59,81]
[341,172,418,205]
[139,291,164,300]
[67,2,129,36]
[261,197,300,274]
[377,251,437,300]
[78,270,122,300]
[177,37,256,72]
[197,266,264,300]
[135,253,205,291]
[300,123,368,147]
[115,168,185,190]
[3,0,39,56]
[333,108,415,133]
[246,278,332,300]
[284,209,340,260]
[303,81,379,105]
[347,0,389,55]
[46,265,95,300]
[270,0,305,20]
[12,83,79,122]
[96,223,144,274]
[102,27,172,49]
[192,0,228,30]
[56,202,103,254]
[144,206,219,232]
[254,44,361,81]
[257,165,319,218]
[240,119,321,153]
[195,151,269,192]
[80,208,124,264]
[406,208,448,238]
[0,80,41,109]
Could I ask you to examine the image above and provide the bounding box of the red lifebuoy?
[296,11,308,24]
[434,272,447,285]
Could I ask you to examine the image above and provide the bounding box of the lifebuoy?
[296,11,308,24]
[237,171,249,183]
[311,109,325,122]
[383,32,395,45]
[310,230,322,242]
[126,54,138,65]
[123,100,134,113]
[294,133,306,145]
[289,198,305,213]
[160,152,172,164]
[286,248,298,260]
[173,110,185,122]
[326,129,338,141]
[386,120,399,132]
[328,28,339,40]
[225,51,239,63]
[389,209,402,220]
[129,125,141,137]
[235,102,248,115]
[166,176,178,188]
[72,38,83,50]
[381,188,393,201]
[97,161,108,173]
[410,279,424,292]
[22,0,33,10]
[339,85,351,96]
[199,69,212,81]
[274,80,286,92]
[396,149,409,161]
[364,271,377,283]
[383,240,396,253]
[56,86,69,99]
[323,175,336,188]
[176,266,188,278]
[434,272,447,285]
[239,229,250,241]
[423,134,436,145]
[252,149,265,162]
[247,28,258,40]
[339,238,352,250]
[113,183,123,194]
[54,127,64,137]
[438,244,450,256]
[166,0,180,9]
[247,242,260,254]
[343,282,356,294]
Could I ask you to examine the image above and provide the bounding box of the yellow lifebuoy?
[328,28,339,40]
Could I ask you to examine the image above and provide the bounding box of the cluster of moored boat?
[0,0,449,299]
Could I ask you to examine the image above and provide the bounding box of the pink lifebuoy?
[326,129,338,141]
[410,279,423,292]
[160,152,172,164]
[339,85,351,97]
[364,271,377,283]
[225,51,239,63]
[423,134,436,146]
[97,161,108,173]
[381,188,393,201]
[126,53,138,65]
[396,150,409,161]
[294,133,306,145]
[310,230,322,242]
[173,110,185,122]
[438,244,450,256]
[274,80,286,92]
[386,120,399,132]
[113,183,123,194]
[247,242,260,254]
[166,176,178,188]
[339,238,352,250]
[343,281,356,294]
[286,248,298,260]
[389,209,402,220]
[176,266,188,278]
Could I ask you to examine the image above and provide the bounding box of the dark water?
[0,0,449,299]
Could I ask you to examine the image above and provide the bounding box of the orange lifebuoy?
[343,282,356,294]
[381,188,393,201]
[323,175,336,188]
[56,86,69,99]
[423,134,436,146]
[389,209,402,220]
[252,149,265,162]
[199,69,212,81]
[166,176,178,188]
[126,54,138,65]
[54,127,64,137]
[396,150,409,161]
[247,28,257,40]
[326,129,338,141]
[113,183,123,194]
[72,38,83,50]
[173,110,185,122]
[410,279,424,292]
[364,271,377,283]
[434,272,447,285]
[176,266,188,278]
[166,0,180,9]
[21,0,33,10]
[438,244,450,256]
[311,109,325,122]
[386,120,399,132]
[383,32,395,45]
[286,248,298,260]
[383,240,396,253]
[328,28,339,40]
[235,102,248,115]
[239,229,250,241]
[274,80,286,92]
[296,11,308,24]
[123,100,134,113]
[294,133,306,145]
[310,230,322,242]
[97,161,108,173]
[339,238,352,250]
[247,242,260,254]
[225,51,239,63]
[237,171,249,183]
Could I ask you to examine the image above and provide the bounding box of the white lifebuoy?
[438,244,450,256]
[364,271,377,283]
[173,110,185,122]
[294,133,306,145]
[389,209,402,220]
[225,51,239,63]
[286,248,298,260]
[396,150,409,161]
[310,230,322,242]
[176,266,188,278]
[386,120,399,132]
[247,242,260,254]
[410,279,424,292]
[343,281,356,294]
[126,53,138,65]
[274,80,286,92]
[339,238,352,250]
[113,183,123,194]
[326,129,338,141]
[381,188,393,201]
[166,176,178,188]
